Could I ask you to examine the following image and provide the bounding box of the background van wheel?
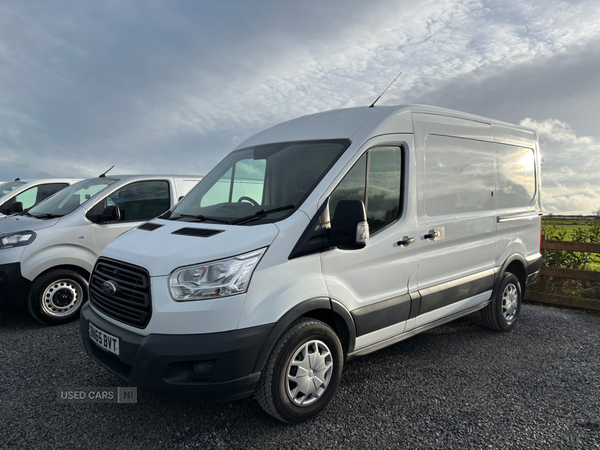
[27,269,88,325]
[255,318,344,423]
[482,272,522,331]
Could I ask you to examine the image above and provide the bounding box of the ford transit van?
[81,105,542,423]
[0,174,201,324]
[0,178,81,217]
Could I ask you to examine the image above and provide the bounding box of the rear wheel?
[255,318,344,423]
[482,272,522,331]
[27,269,88,325]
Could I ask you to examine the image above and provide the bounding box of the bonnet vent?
[138,223,164,231]
[172,228,224,238]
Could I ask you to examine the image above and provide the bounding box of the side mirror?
[99,205,120,223]
[328,199,369,250]
[11,202,24,213]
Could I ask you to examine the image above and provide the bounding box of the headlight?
[169,247,266,301]
[0,231,37,249]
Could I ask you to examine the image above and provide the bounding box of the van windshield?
[167,139,350,224]
[28,178,118,217]
[0,181,26,197]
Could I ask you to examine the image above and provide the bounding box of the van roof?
[103,174,203,180]
[237,105,537,149]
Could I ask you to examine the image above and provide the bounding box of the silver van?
[0,174,201,324]
[81,105,542,422]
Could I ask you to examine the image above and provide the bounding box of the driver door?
[321,143,419,349]
[86,180,172,254]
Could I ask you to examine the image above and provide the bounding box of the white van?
[81,105,542,423]
[0,174,201,324]
[0,178,81,217]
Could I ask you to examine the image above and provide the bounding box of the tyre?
[255,317,344,423]
[27,269,88,325]
[481,272,522,331]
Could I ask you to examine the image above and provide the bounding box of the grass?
[542,216,600,272]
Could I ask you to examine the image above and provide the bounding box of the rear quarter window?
[494,144,536,209]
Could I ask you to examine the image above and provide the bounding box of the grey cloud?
[414,39,600,136]
[1,0,599,217]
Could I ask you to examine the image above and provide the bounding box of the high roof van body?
[0,174,201,324]
[81,105,542,422]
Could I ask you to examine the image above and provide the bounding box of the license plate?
[89,322,120,356]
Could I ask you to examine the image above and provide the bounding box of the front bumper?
[80,303,274,402]
[0,262,31,311]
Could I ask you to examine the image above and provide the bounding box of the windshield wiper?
[231,205,295,225]
[170,214,232,224]
[29,213,64,219]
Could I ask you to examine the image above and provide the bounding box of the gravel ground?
[0,304,599,450]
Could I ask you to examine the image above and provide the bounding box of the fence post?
[540,234,546,294]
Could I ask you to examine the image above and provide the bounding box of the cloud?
[520,118,594,145]
[520,118,600,215]
[0,0,599,217]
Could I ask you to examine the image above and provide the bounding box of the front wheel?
[255,318,344,423]
[27,269,88,325]
[481,272,522,331]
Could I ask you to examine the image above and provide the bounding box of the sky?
[0,0,599,214]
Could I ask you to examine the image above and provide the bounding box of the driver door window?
[329,146,402,234]
[87,181,171,223]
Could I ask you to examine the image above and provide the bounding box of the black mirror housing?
[99,205,121,223]
[12,202,24,213]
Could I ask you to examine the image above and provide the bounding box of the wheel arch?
[21,244,97,281]
[30,264,91,287]
[497,254,527,294]
[252,297,356,374]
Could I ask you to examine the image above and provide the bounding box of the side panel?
[20,223,98,280]
[173,177,202,201]
[412,114,496,325]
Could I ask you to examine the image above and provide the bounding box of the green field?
[542,216,600,271]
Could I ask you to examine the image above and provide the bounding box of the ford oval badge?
[102,280,118,296]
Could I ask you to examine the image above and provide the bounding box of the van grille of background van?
[89,258,151,329]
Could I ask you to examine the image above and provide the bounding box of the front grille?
[172,227,224,238]
[90,258,152,329]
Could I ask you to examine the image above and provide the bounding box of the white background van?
[81,105,542,423]
[0,174,201,324]
[0,178,81,217]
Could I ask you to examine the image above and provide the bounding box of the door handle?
[397,236,415,246]
[423,231,440,239]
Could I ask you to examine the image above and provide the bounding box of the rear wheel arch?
[498,254,527,292]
